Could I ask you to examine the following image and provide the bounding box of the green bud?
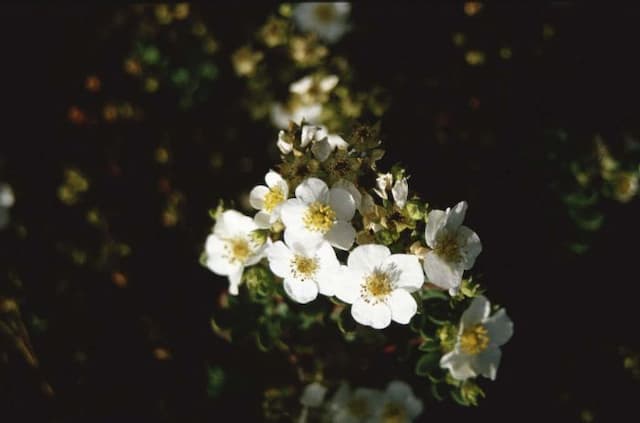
[250,229,269,246]
[460,380,485,406]
[244,266,274,298]
[375,229,397,246]
[437,323,458,353]
[405,200,424,220]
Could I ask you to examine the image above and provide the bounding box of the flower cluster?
[203,120,513,407]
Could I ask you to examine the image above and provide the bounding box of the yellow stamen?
[460,324,490,355]
[381,402,406,423]
[228,238,250,263]
[264,187,285,212]
[435,231,461,263]
[364,271,392,299]
[313,4,336,23]
[291,255,318,280]
[303,202,336,233]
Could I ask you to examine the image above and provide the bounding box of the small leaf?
[421,289,449,302]
[415,351,440,377]
[337,307,357,336]
[451,389,470,407]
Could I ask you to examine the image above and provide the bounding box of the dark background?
[1,3,639,422]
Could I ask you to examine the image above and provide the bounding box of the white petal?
[383,254,424,291]
[333,180,361,210]
[445,201,468,231]
[424,209,447,247]
[265,170,285,191]
[245,239,269,266]
[325,221,355,251]
[301,124,317,147]
[461,295,491,329]
[267,241,294,279]
[391,178,408,208]
[351,298,391,329]
[311,137,333,161]
[249,185,269,210]
[280,198,306,228]
[290,75,313,95]
[423,251,463,291]
[293,104,322,125]
[347,244,390,273]
[484,309,514,347]
[327,134,348,150]
[458,225,482,270]
[284,278,319,304]
[295,177,329,204]
[387,289,417,324]
[300,382,327,407]
[0,184,15,208]
[276,130,293,154]
[328,187,356,221]
[205,235,233,275]
[270,103,292,129]
[375,173,392,200]
[385,381,422,417]
[315,242,340,296]
[358,192,375,215]
[440,350,475,381]
[227,266,244,295]
[254,211,272,229]
[319,74,339,92]
[214,210,256,238]
[473,346,501,380]
[334,266,363,304]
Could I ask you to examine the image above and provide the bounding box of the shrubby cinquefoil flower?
[301,124,348,162]
[270,102,322,129]
[249,170,289,228]
[336,244,424,329]
[373,380,424,422]
[423,201,482,294]
[292,2,351,44]
[440,295,513,381]
[267,237,339,304]
[205,210,269,295]
[281,177,356,250]
[326,383,382,423]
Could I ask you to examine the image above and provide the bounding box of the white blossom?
[277,130,293,155]
[372,380,424,422]
[440,295,513,381]
[423,201,482,295]
[249,170,289,228]
[270,102,322,129]
[300,382,328,408]
[267,237,340,304]
[335,244,424,329]
[204,210,269,295]
[281,178,356,251]
[326,383,382,423]
[391,177,409,208]
[300,124,348,161]
[292,3,351,44]
[290,74,339,104]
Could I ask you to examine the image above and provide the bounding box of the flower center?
[434,231,461,263]
[303,201,336,233]
[347,397,371,419]
[313,4,336,23]
[460,324,490,355]
[363,270,393,300]
[228,238,250,263]
[381,402,406,423]
[291,255,318,280]
[264,187,285,212]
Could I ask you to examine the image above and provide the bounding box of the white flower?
[290,74,339,104]
[267,237,340,304]
[292,2,351,44]
[335,244,424,329]
[326,383,382,423]
[300,382,328,408]
[204,210,269,295]
[277,130,293,155]
[423,201,482,295]
[440,295,513,381]
[270,102,322,129]
[281,178,356,251]
[391,177,409,208]
[372,380,424,422]
[0,183,15,230]
[249,170,289,228]
[300,124,348,161]
[373,173,393,200]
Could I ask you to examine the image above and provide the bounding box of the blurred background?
[1,3,639,422]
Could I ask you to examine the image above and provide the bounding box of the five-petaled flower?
[249,170,289,228]
[292,2,352,44]
[373,380,424,422]
[281,177,357,251]
[267,237,340,304]
[440,295,513,381]
[335,244,424,329]
[423,201,482,295]
[204,210,269,295]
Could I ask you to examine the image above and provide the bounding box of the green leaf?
[451,389,470,407]
[415,351,440,377]
[421,289,449,302]
[418,337,440,352]
[337,307,357,336]
[430,383,445,402]
[206,365,225,398]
